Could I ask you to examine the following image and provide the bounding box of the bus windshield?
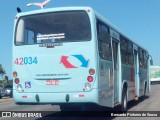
[15,11,91,45]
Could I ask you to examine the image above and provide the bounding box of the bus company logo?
[2,112,11,117]
[60,55,89,68]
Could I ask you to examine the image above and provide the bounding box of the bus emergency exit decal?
[14,57,38,65]
[60,55,89,68]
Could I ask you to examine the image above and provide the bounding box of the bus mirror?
[150,59,153,66]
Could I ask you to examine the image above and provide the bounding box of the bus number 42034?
[14,57,38,65]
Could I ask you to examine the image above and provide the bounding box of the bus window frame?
[120,35,134,66]
[138,48,148,69]
[96,19,112,61]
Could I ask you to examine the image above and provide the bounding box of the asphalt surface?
[0,84,160,120]
[113,83,160,120]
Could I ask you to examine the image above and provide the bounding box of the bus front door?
[112,38,120,105]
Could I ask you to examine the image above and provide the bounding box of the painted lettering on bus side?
[14,57,38,65]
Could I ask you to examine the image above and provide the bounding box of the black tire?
[143,82,147,99]
[10,92,13,98]
[121,88,127,112]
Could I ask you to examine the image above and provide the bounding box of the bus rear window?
[15,11,91,45]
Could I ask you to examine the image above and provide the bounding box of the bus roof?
[16,6,92,16]
[16,6,148,52]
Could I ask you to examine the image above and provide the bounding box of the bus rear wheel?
[143,82,147,99]
[121,88,127,111]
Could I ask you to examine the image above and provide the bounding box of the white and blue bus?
[13,6,152,111]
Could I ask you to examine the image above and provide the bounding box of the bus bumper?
[13,89,99,105]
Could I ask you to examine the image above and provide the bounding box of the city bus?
[13,6,152,111]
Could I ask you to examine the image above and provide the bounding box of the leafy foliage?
[0,64,5,76]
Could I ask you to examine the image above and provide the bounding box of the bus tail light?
[89,69,95,75]
[15,78,20,84]
[17,84,23,91]
[87,76,93,82]
[85,83,91,90]
[13,71,18,78]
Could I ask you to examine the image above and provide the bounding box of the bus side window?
[144,52,148,69]
[97,19,112,61]
[141,50,148,69]
[121,50,128,64]
[138,48,148,69]
[120,36,128,64]
[120,36,134,66]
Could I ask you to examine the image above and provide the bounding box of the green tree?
[5,75,9,84]
[0,64,5,76]
[0,64,6,88]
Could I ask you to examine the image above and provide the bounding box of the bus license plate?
[46,80,59,85]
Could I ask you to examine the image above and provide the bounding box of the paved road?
[0,84,160,120]
[112,83,160,120]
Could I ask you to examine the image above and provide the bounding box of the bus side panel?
[139,68,148,97]
[121,65,136,101]
[98,59,114,108]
